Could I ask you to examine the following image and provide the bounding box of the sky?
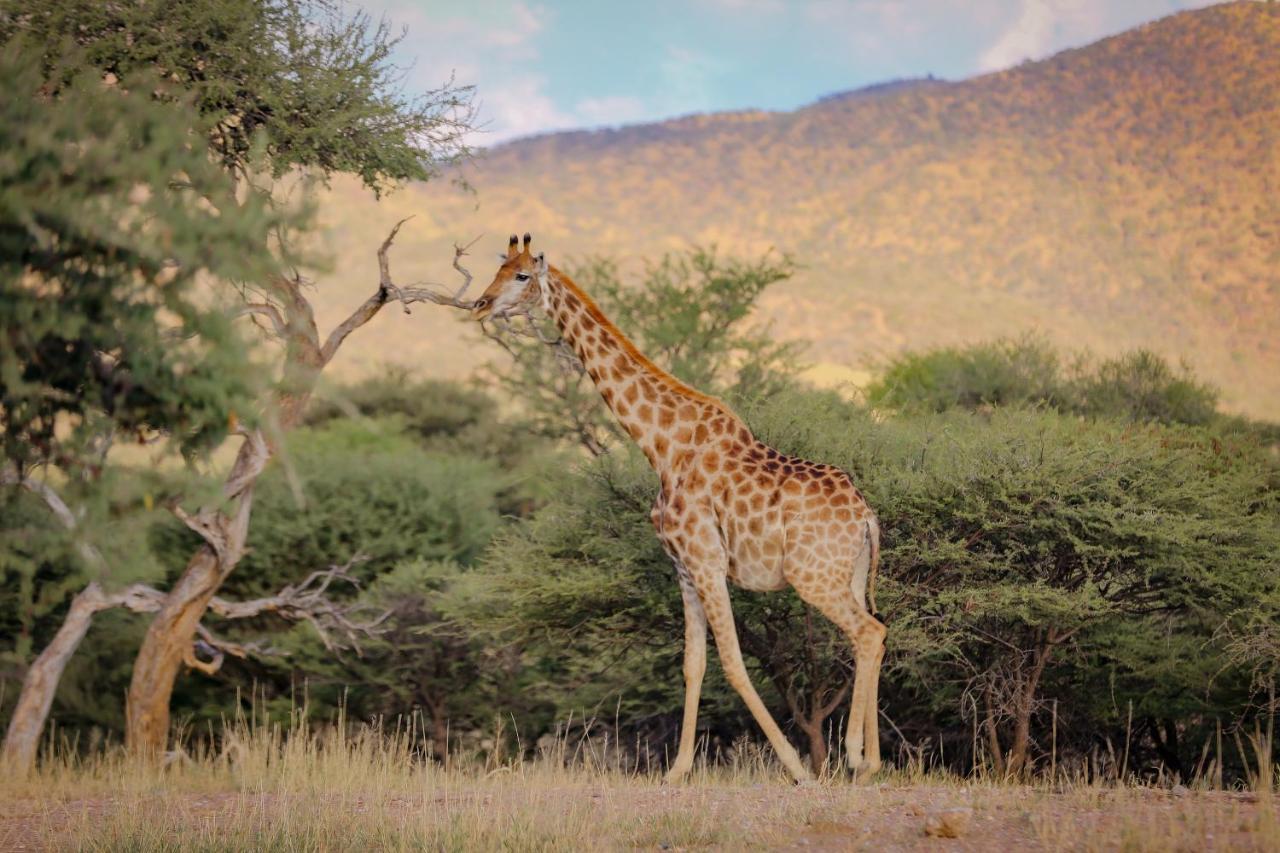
[367,0,1222,145]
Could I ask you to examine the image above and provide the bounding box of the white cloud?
[978,0,1060,71]
[475,75,577,142]
[363,0,559,144]
[975,0,1210,74]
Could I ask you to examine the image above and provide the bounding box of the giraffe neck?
[542,267,745,472]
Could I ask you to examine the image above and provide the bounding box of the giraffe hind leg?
[790,569,887,778]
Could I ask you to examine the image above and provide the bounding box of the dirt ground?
[2,781,1273,851]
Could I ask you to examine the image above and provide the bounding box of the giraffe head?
[471,232,548,321]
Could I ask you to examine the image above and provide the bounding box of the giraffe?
[472,233,886,784]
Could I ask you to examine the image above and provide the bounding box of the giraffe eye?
[515,273,531,282]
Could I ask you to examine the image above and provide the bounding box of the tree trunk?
[983,683,1007,777]
[125,268,333,757]
[125,546,236,756]
[12,226,425,760]
[797,716,828,774]
[422,694,450,763]
[2,584,109,774]
[1148,717,1187,781]
[1006,638,1056,778]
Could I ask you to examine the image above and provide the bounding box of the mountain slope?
[311,1,1280,419]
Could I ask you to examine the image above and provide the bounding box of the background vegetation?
[5,245,1277,781]
[1,0,1277,793]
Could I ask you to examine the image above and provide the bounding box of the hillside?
[307,1,1280,419]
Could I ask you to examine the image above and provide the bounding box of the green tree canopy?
[866,336,1220,426]
[0,48,283,471]
[3,0,473,191]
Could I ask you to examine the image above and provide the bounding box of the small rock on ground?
[924,807,973,839]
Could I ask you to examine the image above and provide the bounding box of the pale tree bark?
[125,221,470,757]
[4,221,457,767]
[3,583,145,772]
[1,547,377,775]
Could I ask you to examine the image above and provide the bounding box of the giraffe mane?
[550,266,744,424]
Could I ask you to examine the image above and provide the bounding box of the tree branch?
[203,555,388,654]
[2,467,106,571]
[235,302,288,338]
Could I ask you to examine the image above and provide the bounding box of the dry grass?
[1,716,1275,851]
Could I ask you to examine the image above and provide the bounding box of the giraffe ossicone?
[473,233,887,784]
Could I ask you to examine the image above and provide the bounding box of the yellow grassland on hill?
[305,2,1279,419]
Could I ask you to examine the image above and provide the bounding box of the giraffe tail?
[852,514,881,617]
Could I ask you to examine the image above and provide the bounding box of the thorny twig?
[370,222,582,373]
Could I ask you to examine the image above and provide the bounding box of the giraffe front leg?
[693,572,812,784]
[663,573,707,784]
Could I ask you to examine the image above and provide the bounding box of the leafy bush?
[866,337,1063,413]
[1072,350,1218,425]
[456,382,1279,776]
[152,419,505,601]
[867,336,1221,427]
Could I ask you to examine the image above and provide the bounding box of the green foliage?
[0,1,484,758]
[0,490,81,663]
[869,407,1277,745]
[268,559,510,749]
[148,409,525,730]
[2,0,474,192]
[307,369,550,480]
[0,47,281,470]
[595,250,803,400]
[153,419,505,601]
[488,248,802,455]
[460,372,1279,772]
[867,337,1220,426]
[447,450,734,738]
[865,337,1063,414]
[1073,350,1218,425]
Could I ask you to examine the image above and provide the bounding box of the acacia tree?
[862,410,1279,778]
[1,0,475,763]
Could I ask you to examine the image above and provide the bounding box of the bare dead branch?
[450,234,482,300]
[319,217,414,363]
[234,302,289,338]
[168,502,234,564]
[3,467,107,571]
[366,232,486,319]
[223,427,270,500]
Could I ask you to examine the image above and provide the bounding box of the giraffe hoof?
[851,760,882,780]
